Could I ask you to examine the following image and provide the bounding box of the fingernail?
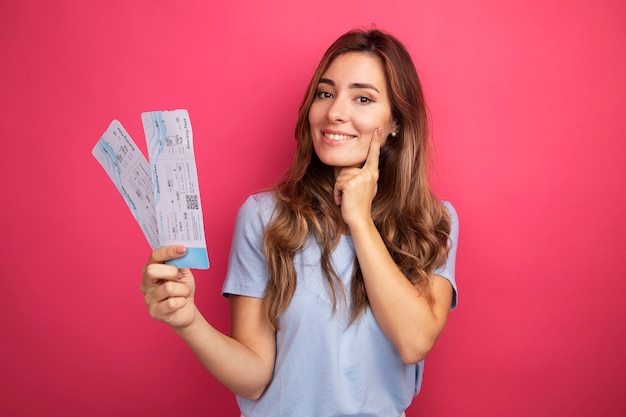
[176,246,186,255]
[376,128,382,135]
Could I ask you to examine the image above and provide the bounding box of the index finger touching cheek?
[363,128,383,172]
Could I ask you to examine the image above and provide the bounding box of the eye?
[316,91,333,99]
[357,96,372,104]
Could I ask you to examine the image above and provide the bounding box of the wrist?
[345,216,375,235]
[171,305,203,335]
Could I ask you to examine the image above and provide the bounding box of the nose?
[326,96,348,123]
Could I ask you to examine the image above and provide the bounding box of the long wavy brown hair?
[262,28,451,329]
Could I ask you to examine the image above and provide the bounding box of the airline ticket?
[92,110,210,269]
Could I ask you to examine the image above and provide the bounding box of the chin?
[315,150,366,168]
[317,155,361,168]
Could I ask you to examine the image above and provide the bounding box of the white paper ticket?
[92,110,209,269]
[141,109,209,269]
[92,120,160,250]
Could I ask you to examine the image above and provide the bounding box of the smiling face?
[308,52,397,174]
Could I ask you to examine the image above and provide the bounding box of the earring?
[391,131,397,137]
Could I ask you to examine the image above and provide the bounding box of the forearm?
[173,307,273,399]
[349,219,451,364]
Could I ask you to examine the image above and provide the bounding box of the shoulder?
[435,200,460,308]
[248,190,275,204]
[239,191,276,217]
[440,200,459,233]
[440,200,458,221]
[234,191,277,233]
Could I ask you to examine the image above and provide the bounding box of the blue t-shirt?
[222,192,459,417]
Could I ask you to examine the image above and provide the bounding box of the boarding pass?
[92,109,210,269]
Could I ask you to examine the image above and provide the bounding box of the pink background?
[1,0,625,416]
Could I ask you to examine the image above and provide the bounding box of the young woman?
[141,28,459,417]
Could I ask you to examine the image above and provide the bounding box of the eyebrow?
[318,78,380,93]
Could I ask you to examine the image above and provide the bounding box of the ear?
[389,118,399,137]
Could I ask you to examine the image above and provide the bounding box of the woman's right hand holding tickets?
[141,245,197,329]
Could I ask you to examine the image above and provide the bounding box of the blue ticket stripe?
[164,247,210,269]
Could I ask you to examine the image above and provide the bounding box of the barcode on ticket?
[186,194,199,210]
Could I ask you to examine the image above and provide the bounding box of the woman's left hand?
[334,128,383,228]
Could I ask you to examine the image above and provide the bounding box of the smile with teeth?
[323,132,355,141]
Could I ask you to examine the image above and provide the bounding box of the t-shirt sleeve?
[432,201,460,310]
[221,194,274,298]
